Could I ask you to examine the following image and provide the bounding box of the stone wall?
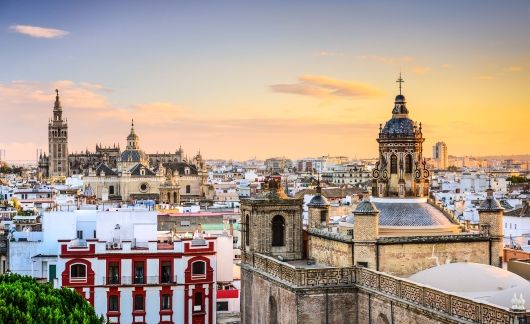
[308,232,353,267]
[241,267,298,324]
[378,240,490,277]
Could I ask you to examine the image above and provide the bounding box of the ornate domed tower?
[372,75,430,198]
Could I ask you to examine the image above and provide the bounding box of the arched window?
[390,154,397,174]
[167,192,171,202]
[173,192,177,202]
[70,263,86,279]
[269,296,278,324]
[245,214,250,246]
[271,215,285,247]
[405,154,413,174]
[192,261,206,276]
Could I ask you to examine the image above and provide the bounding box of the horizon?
[1,1,529,161]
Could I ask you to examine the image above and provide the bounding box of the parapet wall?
[241,252,530,323]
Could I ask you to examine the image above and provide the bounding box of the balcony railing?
[102,275,177,285]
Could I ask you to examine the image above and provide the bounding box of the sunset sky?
[1,1,529,162]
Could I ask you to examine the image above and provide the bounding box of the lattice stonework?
[451,296,480,322]
[401,282,422,304]
[359,269,379,289]
[380,276,399,297]
[281,266,296,285]
[481,305,510,324]
[268,260,281,277]
[254,255,266,271]
[424,288,450,313]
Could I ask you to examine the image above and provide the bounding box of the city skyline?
[1,1,529,161]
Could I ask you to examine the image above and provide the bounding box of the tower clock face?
[140,182,149,192]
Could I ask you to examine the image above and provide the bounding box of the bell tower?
[48,89,69,178]
[240,175,303,260]
[372,75,429,198]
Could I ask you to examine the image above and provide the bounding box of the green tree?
[0,274,104,324]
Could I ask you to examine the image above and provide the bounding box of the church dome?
[120,149,147,162]
[308,194,329,207]
[381,117,416,136]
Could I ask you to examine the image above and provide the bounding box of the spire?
[396,72,404,95]
[52,89,63,121]
[392,74,409,116]
[54,89,61,110]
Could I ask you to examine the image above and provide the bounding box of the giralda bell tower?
[48,89,69,178]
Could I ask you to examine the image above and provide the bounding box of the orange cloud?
[270,75,383,100]
[9,25,69,39]
[411,66,431,75]
[354,55,415,65]
[504,66,522,73]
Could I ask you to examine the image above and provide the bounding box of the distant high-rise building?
[432,141,448,169]
[48,89,69,178]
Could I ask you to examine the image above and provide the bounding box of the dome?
[408,263,528,299]
[308,194,329,207]
[485,283,530,309]
[381,117,416,136]
[120,149,147,162]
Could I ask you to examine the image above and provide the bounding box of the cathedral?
[38,90,214,204]
[240,79,526,323]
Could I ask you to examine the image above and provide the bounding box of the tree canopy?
[0,274,104,324]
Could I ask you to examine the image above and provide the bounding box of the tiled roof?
[130,163,156,176]
[374,202,453,226]
[95,163,118,176]
[477,197,503,212]
[355,201,378,214]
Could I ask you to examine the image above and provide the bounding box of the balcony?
[101,275,177,285]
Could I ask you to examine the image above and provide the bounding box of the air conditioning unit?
[112,242,121,249]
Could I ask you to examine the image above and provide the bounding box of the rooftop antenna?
[396,72,404,95]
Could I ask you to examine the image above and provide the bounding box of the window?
[245,215,250,246]
[161,261,172,283]
[134,295,144,311]
[357,261,368,268]
[76,230,83,239]
[192,261,206,276]
[390,154,397,174]
[93,230,97,239]
[320,210,327,222]
[173,192,177,202]
[134,262,145,284]
[271,215,285,247]
[216,301,229,311]
[193,292,203,312]
[186,185,191,194]
[161,294,171,310]
[405,154,413,174]
[70,264,86,279]
[108,295,119,312]
[515,224,517,230]
[107,262,120,284]
[140,183,148,192]
[109,186,115,195]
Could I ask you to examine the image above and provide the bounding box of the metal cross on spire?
[396,73,404,95]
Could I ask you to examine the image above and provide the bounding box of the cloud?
[354,55,415,65]
[270,75,384,100]
[9,25,69,39]
[504,66,522,73]
[411,66,431,75]
[314,51,344,57]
